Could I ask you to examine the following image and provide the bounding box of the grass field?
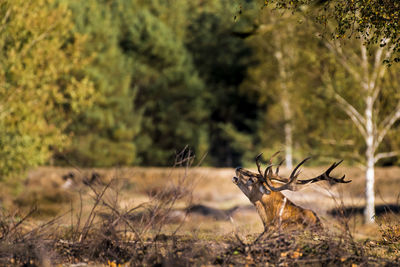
[1,164,399,266]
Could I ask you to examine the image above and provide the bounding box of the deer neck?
[260,191,287,222]
[248,185,288,226]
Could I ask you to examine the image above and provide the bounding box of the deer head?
[232,152,351,229]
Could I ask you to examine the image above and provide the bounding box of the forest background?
[1,0,399,183]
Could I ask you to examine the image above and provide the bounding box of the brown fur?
[233,168,322,230]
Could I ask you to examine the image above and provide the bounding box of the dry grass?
[0,160,399,266]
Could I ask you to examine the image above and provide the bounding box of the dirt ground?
[10,165,400,236]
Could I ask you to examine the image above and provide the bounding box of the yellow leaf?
[292,251,302,258]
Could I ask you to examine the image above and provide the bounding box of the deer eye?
[259,185,271,195]
[246,178,254,186]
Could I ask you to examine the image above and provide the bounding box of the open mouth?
[232,176,239,184]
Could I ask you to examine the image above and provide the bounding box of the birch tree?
[322,36,400,223]
[238,0,400,63]
[273,22,294,169]
[243,9,321,168]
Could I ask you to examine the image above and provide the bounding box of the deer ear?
[259,185,271,195]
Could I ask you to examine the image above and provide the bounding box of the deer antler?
[295,160,351,185]
[233,153,351,230]
[255,153,350,191]
[256,152,281,179]
[256,155,310,191]
[275,159,285,175]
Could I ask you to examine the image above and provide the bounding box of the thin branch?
[371,41,394,102]
[6,207,37,238]
[373,48,384,71]
[360,40,369,87]
[375,151,400,163]
[323,72,367,139]
[21,25,56,57]
[0,8,11,34]
[334,93,367,138]
[324,39,363,84]
[79,180,113,243]
[376,101,400,148]
[100,199,145,246]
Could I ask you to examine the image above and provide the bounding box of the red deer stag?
[232,152,351,229]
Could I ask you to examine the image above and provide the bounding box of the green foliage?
[383,67,400,165]
[117,3,209,165]
[186,10,259,166]
[0,0,94,179]
[58,0,141,167]
[1,0,399,174]
[242,8,326,163]
[319,35,400,165]
[238,0,400,63]
[320,0,400,60]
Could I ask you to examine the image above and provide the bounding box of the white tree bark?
[365,152,375,222]
[323,37,399,223]
[282,94,293,169]
[275,48,293,170]
[364,95,376,223]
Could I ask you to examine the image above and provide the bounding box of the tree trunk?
[323,37,399,224]
[365,152,375,223]
[275,50,294,170]
[364,95,375,223]
[282,95,293,169]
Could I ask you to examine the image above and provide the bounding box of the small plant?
[377,213,400,257]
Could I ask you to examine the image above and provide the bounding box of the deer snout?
[232,176,239,184]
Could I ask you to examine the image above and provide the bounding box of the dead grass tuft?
[0,156,399,265]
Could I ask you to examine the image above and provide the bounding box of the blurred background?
[0,0,399,220]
